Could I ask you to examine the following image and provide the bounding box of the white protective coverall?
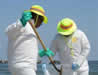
[50,29,90,75]
[5,20,38,75]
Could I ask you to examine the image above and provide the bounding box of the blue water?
[0,61,98,75]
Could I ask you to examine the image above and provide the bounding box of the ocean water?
[0,61,98,75]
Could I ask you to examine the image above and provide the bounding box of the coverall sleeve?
[77,32,90,66]
[5,20,23,39]
[50,39,58,56]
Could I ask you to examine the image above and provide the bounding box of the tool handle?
[28,20,61,73]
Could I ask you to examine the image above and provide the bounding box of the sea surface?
[0,61,98,75]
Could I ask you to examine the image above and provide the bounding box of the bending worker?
[5,5,48,75]
[50,18,90,75]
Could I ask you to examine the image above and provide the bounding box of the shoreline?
[0,60,8,64]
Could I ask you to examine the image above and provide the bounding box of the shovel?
[28,20,62,75]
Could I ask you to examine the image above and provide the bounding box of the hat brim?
[57,22,77,35]
[30,10,48,24]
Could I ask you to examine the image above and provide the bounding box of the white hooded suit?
[50,29,90,75]
[5,20,38,75]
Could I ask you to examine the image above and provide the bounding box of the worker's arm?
[5,11,32,38]
[5,20,23,38]
[76,32,90,66]
[50,39,58,56]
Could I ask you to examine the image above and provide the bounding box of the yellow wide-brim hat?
[30,5,48,24]
[57,18,77,35]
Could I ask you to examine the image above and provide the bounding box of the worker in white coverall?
[5,5,48,75]
[50,18,90,75]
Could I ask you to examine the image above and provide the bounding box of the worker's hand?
[20,11,32,27]
[72,63,80,71]
[42,64,47,71]
[39,48,54,57]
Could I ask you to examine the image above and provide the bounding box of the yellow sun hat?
[57,18,77,35]
[30,5,48,24]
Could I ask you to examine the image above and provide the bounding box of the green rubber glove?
[39,50,45,57]
[39,48,54,57]
[20,11,32,27]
